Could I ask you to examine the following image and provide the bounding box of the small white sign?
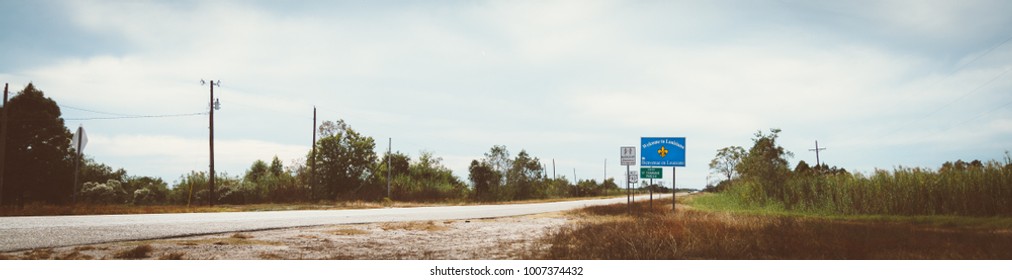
[620,146,636,166]
[71,126,88,153]
[627,170,639,184]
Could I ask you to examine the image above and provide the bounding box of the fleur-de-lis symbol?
[658,146,669,157]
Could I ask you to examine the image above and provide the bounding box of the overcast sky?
[2,0,1010,189]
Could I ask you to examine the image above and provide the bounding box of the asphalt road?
[0,194,673,252]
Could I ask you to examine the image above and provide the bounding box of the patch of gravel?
[2,213,571,260]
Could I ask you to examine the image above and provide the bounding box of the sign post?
[620,146,636,215]
[71,125,88,204]
[641,137,686,213]
[641,167,662,209]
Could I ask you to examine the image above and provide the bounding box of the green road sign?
[640,167,662,179]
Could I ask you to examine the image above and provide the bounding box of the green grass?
[725,159,1012,216]
[687,193,1012,230]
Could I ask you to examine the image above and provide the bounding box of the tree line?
[0,84,618,207]
[707,128,1012,216]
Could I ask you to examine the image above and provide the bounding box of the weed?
[327,228,370,236]
[23,249,54,260]
[380,221,448,232]
[57,251,95,260]
[158,252,186,260]
[258,252,284,260]
[113,245,153,259]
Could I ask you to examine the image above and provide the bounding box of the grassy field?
[726,159,1012,216]
[529,194,1012,259]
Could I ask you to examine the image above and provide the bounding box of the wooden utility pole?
[387,137,391,200]
[202,80,220,206]
[311,107,316,200]
[0,83,7,207]
[809,140,826,167]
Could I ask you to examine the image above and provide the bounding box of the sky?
[1,0,1010,189]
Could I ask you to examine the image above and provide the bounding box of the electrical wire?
[64,112,207,121]
[61,105,144,117]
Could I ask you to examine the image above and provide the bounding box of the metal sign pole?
[626,165,630,215]
[649,177,653,210]
[672,166,677,213]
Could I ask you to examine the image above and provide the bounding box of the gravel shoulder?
[0,213,571,260]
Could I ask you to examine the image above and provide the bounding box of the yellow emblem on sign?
[658,146,669,157]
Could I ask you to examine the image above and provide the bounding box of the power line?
[61,105,144,117]
[953,95,1012,128]
[882,66,1012,139]
[920,66,1012,120]
[877,33,1012,140]
[65,112,207,121]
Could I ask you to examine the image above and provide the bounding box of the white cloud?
[3,0,1010,188]
[88,133,307,183]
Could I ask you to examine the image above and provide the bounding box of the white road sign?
[71,125,88,153]
[620,146,636,166]
[627,170,639,184]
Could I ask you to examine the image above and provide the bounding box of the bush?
[80,180,127,204]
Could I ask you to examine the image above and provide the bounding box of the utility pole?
[552,159,556,180]
[202,79,220,206]
[573,168,578,196]
[603,158,607,196]
[387,137,392,200]
[0,83,7,207]
[311,106,316,200]
[809,140,826,167]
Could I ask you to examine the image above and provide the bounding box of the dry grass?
[326,228,370,236]
[158,252,186,260]
[113,245,154,259]
[380,221,449,232]
[532,198,1012,260]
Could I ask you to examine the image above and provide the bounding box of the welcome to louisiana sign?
[640,137,686,167]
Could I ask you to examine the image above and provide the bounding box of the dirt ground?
[0,213,571,260]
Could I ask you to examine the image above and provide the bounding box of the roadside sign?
[627,171,639,183]
[620,146,636,166]
[71,125,88,153]
[640,137,686,167]
[640,167,662,179]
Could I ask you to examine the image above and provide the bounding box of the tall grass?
[532,198,1012,259]
[726,158,1012,216]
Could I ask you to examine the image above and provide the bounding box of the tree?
[269,156,284,177]
[484,145,511,185]
[245,159,269,182]
[709,146,746,182]
[2,83,74,206]
[311,120,377,200]
[737,128,793,199]
[794,160,812,175]
[508,150,544,199]
[468,160,497,201]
